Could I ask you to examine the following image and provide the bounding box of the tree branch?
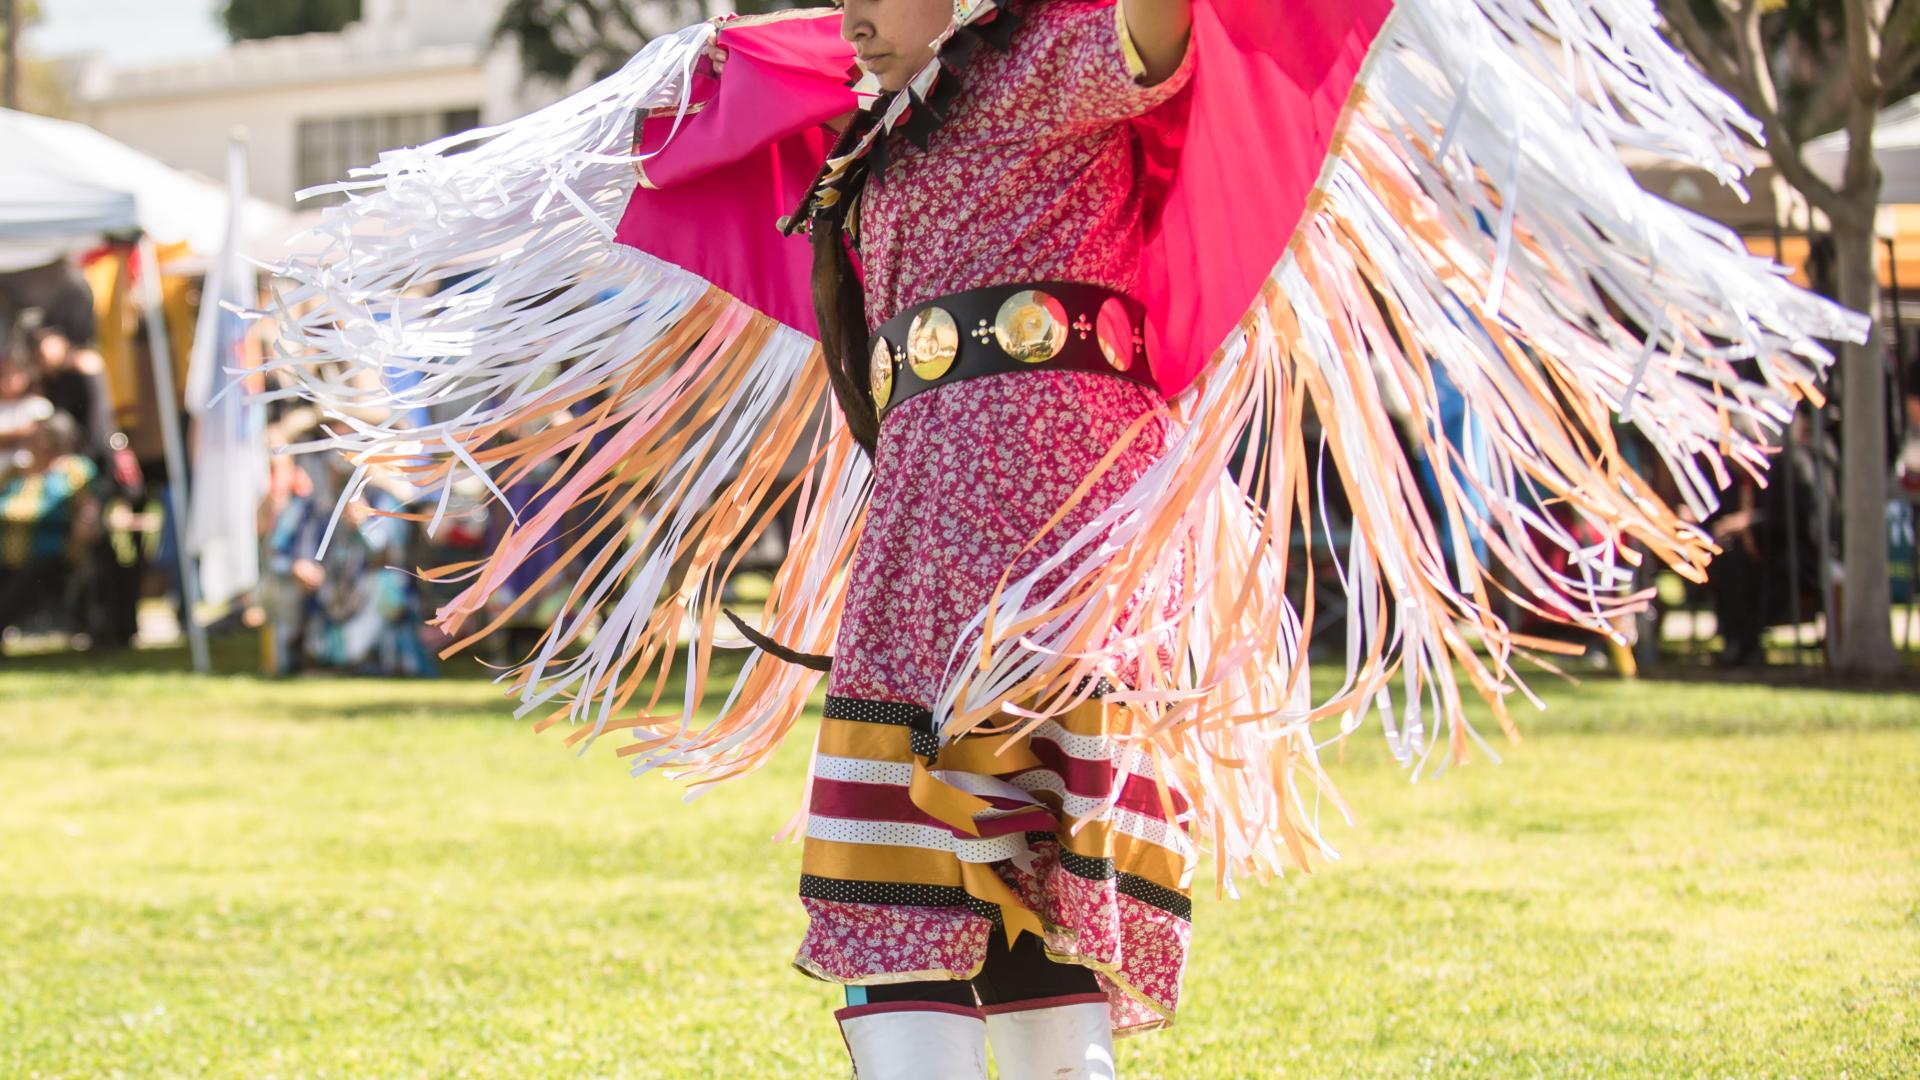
[1839,0,1888,202]
[1789,36,1859,142]
[1657,0,1745,90]
[1658,0,1845,210]
[1883,45,1920,94]
[1877,0,1919,86]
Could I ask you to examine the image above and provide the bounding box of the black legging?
[855,930,1101,1008]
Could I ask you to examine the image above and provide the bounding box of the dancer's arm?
[1120,0,1192,85]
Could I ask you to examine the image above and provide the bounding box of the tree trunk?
[1830,204,1897,674]
[3,0,19,112]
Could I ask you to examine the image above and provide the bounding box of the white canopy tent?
[0,164,139,270]
[1806,93,1920,205]
[0,108,287,270]
[0,108,293,670]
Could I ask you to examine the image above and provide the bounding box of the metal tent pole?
[136,235,210,673]
[3,0,19,112]
[1772,218,1807,666]
[1887,235,1919,657]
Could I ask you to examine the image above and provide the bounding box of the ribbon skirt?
[793,684,1197,1033]
[788,368,1193,1034]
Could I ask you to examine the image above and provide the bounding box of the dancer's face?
[839,0,951,92]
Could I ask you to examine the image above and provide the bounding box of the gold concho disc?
[1096,297,1134,372]
[993,290,1069,364]
[906,306,960,380]
[868,336,895,412]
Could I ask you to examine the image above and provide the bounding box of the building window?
[295,107,481,205]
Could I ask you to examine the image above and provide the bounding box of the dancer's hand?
[292,559,325,591]
[705,41,729,78]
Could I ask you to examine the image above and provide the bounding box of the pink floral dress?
[793,0,1199,1034]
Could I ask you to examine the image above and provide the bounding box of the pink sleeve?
[1018,0,1196,129]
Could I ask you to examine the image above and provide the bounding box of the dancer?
[263,0,1864,1075]
[783,2,1198,1074]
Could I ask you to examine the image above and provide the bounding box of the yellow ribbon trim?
[1115,0,1150,82]
[909,758,992,837]
[934,731,1043,775]
[962,861,1046,947]
[905,732,1054,946]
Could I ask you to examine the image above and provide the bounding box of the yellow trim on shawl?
[1115,0,1150,82]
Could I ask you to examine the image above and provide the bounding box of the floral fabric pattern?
[828,368,1178,705]
[796,0,1200,1033]
[856,0,1196,331]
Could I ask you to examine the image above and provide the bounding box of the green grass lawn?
[2,640,1916,1077]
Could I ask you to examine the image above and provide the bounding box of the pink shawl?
[615,0,1392,399]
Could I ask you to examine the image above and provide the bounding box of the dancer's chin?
[860,55,900,89]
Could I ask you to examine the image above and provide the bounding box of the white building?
[68,0,572,208]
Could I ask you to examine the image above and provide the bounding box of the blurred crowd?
[0,250,814,677]
[0,300,144,651]
[0,259,558,676]
[4,249,1913,674]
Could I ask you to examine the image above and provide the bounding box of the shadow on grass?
[1630,665,1920,693]
[2,633,755,684]
[1505,671,1920,738]
[1,631,263,676]
[1,633,776,728]
[8,633,1910,739]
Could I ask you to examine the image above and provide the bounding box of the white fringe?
[256,22,865,768]
[928,0,1867,869]
[259,0,1869,880]
[259,20,717,480]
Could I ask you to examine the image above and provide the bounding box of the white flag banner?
[186,137,267,610]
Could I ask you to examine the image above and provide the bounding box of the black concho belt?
[866,281,1159,425]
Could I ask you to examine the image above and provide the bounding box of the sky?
[27,0,231,65]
